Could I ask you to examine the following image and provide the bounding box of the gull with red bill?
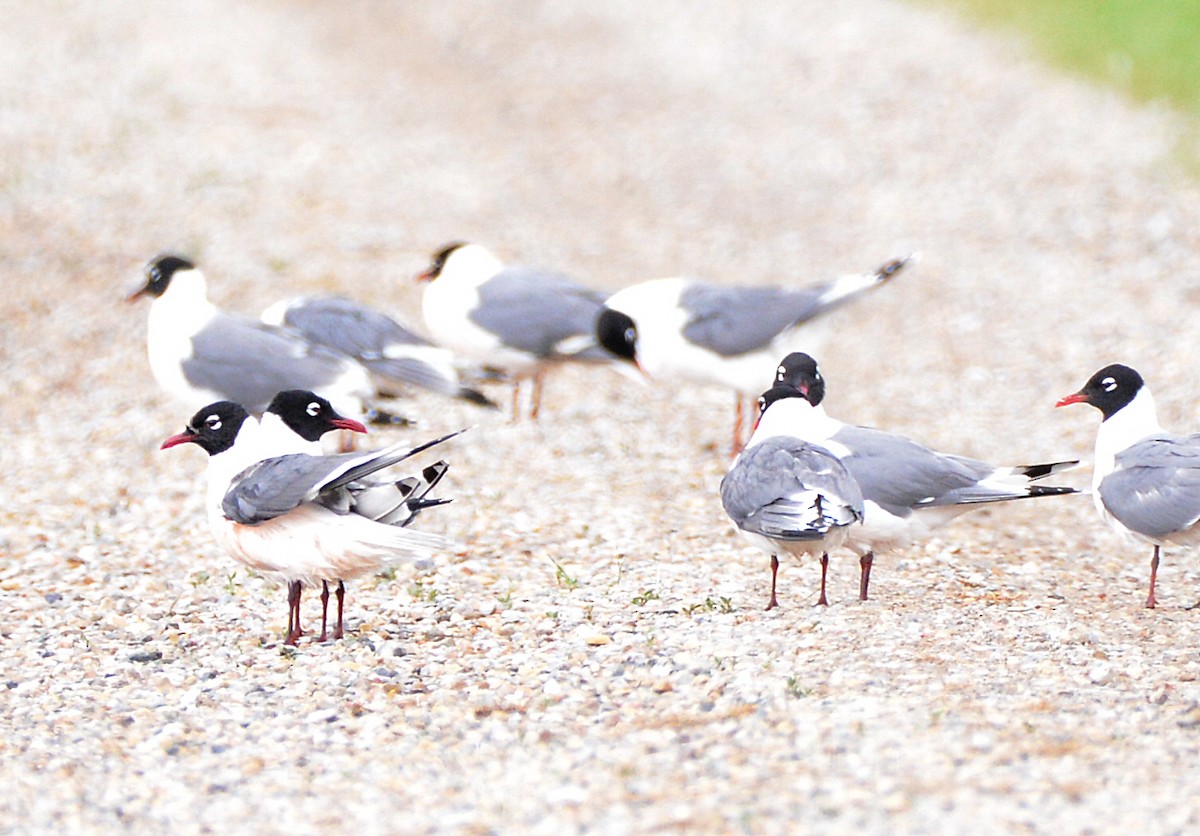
[1057,363,1200,608]
[162,398,461,645]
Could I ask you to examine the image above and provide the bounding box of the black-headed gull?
[776,352,1079,600]
[261,389,452,639]
[415,242,609,420]
[720,384,864,609]
[263,389,452,527]
[128,255,375,420]
[597,256,912,452]
[162,400,460,644]
[261,295,496,409]
[1057,363,1200,608]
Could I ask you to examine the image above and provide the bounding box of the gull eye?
[1101,377,1117,392]
[306,402,322,417]
[204,415,222,431]
[624,327,636,344]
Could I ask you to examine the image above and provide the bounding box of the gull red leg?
[285,580,303,645]
[334,581,346,640]
[766,555,780,610]
[1147,545,1160,609]
[859,551,874,601]
[318,581,330,642]
[510,380,522,423]
[817,553,829,606]
[530,368,545,422]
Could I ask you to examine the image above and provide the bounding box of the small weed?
[631,589,659,606]
[498,587,513,608]
[549,558,579,591]
[189,571,210,589]
[379,566,398,581]
[224,571,240,595]
[544,611,559,621]
[785,676,812,699]
[409,581,437,602]
[682,596,735,616]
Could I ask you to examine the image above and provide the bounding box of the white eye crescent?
[205,415,222,430]
[306,402,322,417]
[1101,377,1117,392]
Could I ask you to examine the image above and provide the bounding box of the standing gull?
[1057,363,1200,608]
[597,256,912,452]
[261,389,453,639]
[720,384,864,609]
[128,254,375,420]
[415,242,609,420]
[162,400,460,644]
[776,352,1079,600]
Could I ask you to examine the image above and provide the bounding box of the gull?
[162,399,460,644]
[720,384,864,609]
[416,241,610,420]
[260,389,453,638]
[128,254,376,421]
[1057,363,1200,608]
[597,256,912,452]
[776,352,1079,600]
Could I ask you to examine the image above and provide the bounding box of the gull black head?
[773,352,825,406]
[161,401,252,456]
[127,254,196,302]
[416,241,469,282]
[756,383,809,417]
[265,389,368,442]
[595,308,638,364]
[1056,363,1145,421]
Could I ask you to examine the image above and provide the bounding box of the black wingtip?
[365,407,416,427]
[458,387,500,409]
[875,253,919,282]
[1017,460,1080,480]
[1027,485,1080,497]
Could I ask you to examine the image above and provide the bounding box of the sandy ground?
[5,1,1200,832]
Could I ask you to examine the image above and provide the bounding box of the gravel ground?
[6,1,1200,832]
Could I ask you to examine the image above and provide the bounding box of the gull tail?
[814,252,918,309]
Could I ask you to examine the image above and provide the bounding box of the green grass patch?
[931,0,1200,112]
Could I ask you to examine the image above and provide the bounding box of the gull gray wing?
[470,267,608,359]
[183,312,364,412]
[274,295,432,355]
[223,429,466,524]
[681,284,829,357]
[835,426,1010,515]
[680,258,909,357]
[721,438,863,539]
[1100,434,1200,540]
[271,296,493,404]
